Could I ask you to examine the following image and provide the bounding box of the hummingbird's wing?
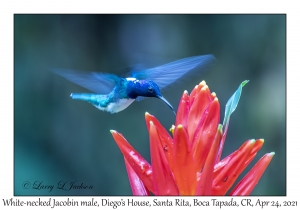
[52,68,121,94]
[129,54,216,90]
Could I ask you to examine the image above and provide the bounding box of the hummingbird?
[53,54,216,115]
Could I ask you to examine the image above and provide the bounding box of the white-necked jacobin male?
[53,54,216,115]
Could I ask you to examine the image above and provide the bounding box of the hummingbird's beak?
[157,95,176,115]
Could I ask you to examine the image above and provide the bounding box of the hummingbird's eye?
[148,87,153,93]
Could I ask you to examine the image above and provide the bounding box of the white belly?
[94,98,135,114]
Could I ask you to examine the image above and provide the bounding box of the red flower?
[110,80,274,195]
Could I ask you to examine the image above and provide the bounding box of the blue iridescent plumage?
[52,54,216,114]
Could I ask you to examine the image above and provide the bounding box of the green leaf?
[222,80,249,132]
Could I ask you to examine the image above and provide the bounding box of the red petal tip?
[199,80,206,86]
[201,85,208,91]
[258,139,264,143]
[248,139,256,144]
[268,152,275,156]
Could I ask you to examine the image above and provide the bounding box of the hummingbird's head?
[129,79,176,115]
[140,80,161,97]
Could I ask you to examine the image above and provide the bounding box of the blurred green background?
[14,14,285,195]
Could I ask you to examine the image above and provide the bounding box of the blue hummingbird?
[53,54,216,115]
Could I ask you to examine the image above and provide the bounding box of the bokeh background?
[14,14,285,195]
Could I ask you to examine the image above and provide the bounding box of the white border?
[1,1,299,209]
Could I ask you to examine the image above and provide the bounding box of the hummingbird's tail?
[70,93,129,114]
[70,93,92,101]
[70,93,107,105]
